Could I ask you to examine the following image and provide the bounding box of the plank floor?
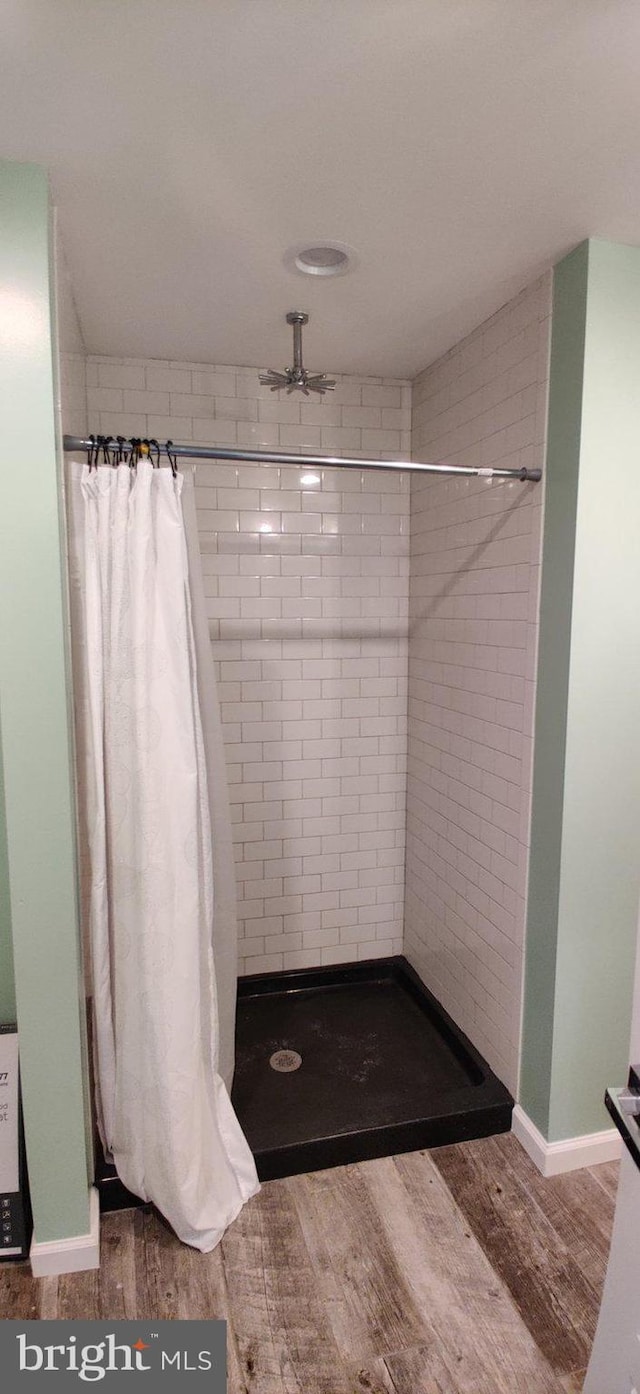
[0,1133,617,1393]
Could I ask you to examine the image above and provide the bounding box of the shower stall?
[62,274,548,1218]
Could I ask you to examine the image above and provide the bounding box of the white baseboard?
[512,1104,622,1177]
[30,1186,100,1277]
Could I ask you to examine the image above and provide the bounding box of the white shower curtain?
[68,458,258,1252]
[181,474,239,1089]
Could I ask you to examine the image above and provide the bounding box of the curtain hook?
[115,435,125,466]
[101,436,113,466]
[166,440,178,478]
[129,437,140,467]
[149,438,160,469]
[87,434,96,470]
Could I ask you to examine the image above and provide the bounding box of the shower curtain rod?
[62,435,542,482]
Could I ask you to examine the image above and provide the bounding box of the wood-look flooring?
[0,1133,617,1393]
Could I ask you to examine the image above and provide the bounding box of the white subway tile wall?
[89,355,411,973]
[406,275,551,1092]
[59,352,87,436]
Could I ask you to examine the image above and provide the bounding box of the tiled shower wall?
[68,281,550,1082]
[89,356,411,973]
[406,275,551,1092]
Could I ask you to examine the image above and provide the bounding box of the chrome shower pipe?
[288,310,306,374]
[63,437,542,482]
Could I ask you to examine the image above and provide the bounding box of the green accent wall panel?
[0,716,17,1026]
[0,161,91,1241]
[522,240,640,1141]
[520,244,589,1136]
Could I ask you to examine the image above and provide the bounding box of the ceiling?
[2,0,640,377]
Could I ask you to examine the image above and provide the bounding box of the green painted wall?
[0,161,92,1240]
[521,240,640,1141]
[0,715,17,1026]
[520,244,588,1135]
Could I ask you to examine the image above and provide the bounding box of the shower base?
[94,954,512,1209]
[232,955,513,1182]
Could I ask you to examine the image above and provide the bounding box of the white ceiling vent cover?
[285,240,357,278]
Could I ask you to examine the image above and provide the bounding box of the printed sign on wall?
[0,1028,29,1259]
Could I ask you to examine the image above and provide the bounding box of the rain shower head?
[259,312,336,396]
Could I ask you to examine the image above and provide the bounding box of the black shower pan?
[95,953,512,1209]
[232,954,513,1182]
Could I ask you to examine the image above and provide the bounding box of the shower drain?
[269,1049,302,1073]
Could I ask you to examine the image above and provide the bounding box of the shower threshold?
[94,954,512,1210]
[232,955,513,1182]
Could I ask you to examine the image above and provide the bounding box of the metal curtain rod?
[62,436,542,482]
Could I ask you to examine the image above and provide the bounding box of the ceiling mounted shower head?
[259,312,336,396]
